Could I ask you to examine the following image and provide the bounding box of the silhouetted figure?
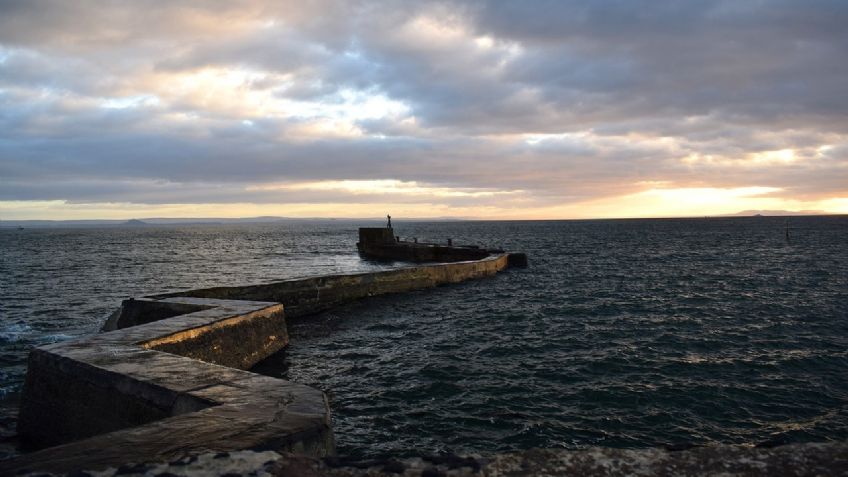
[387,214,392,228]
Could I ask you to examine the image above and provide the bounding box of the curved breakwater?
[1,252,520,474]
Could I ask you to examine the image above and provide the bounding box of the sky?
[1,0,846,220]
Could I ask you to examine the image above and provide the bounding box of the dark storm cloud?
[0,0,846,212]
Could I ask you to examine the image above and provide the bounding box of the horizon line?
[1,212,843,226]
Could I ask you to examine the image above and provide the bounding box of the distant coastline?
[720,209,830,217]
[0,216,471,228]
[0,211,841,228]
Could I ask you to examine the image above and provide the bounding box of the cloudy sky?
[1,0,846,220]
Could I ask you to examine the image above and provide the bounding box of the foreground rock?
[16,442,848,476]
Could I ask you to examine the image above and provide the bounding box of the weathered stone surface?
[142,303,288,370]
[482,444,848,476]
[150,254,514,318]
[16,442,848,476]
[357,227,396,245]
[356,226,505,262]
[507,252,528,268]
[5,299,333,475]
[102,299,212,332]
[276,443,848,476]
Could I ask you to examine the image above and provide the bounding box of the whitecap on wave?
[0,323,31,344]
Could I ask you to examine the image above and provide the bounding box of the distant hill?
[727,209,828,217]
[0,216,470,228]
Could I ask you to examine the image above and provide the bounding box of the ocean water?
[1,217,847,460]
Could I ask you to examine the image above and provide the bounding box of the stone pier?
[3,251,523,474]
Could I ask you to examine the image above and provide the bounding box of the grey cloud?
[469,1,848,130]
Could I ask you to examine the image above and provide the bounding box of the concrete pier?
[356,226,528,264]
[3,250,522,474]
[9,298,333,474]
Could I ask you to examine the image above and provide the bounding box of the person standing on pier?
[387,214,392,228]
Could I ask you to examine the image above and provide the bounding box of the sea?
[1,217,846,460]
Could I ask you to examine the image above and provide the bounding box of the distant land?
[1,211,842,228]
[0,216,470,228]
[722,209,829,217]
[122,219,149,226]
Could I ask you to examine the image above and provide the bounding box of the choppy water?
[2,217,847,460]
